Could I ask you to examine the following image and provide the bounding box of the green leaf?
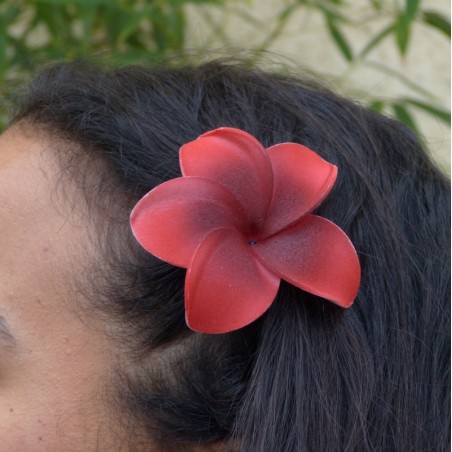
[317,2,349,22]
[32,0,110,5]
[186,0,225,3]
[279,4,299,22]
[103,5,132,48]
[405,0,421,21]
[403,98,451,124]
[0,23,7,82]
[2,3,21,22]
[422,10,451,38]
[0,4,20,80]
[118,10,148,43]
[34,4,73,49]
[392,103,420,135]
[395,0,420,55]
[369,100,385,113]
[369,0,382,11]
[171,0,224,4]
[167,6,185,49]
[358,23,394,59]
[150,5,168,52]
[325,16,353,61]
[395,14,410,54]
[79,6,98,50]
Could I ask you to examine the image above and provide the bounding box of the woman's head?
[3,60,450,450]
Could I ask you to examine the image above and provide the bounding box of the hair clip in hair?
[130,127,361,333]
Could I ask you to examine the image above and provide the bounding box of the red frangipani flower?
[130,128,361,333]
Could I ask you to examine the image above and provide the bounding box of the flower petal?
[130,177,247,268]
[180,127,273,228]
[186,228,280,333]
[254,215,360,307]
[260,143,337,238]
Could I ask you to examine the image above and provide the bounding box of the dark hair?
[12,60,450,451]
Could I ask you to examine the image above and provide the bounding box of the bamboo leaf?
[33,0,110,5]
[422,10,451,38]
[279,4,299,21]
[405,0,420,21]
[79,6,98,50]
[172,0,224,4]
[168,6,185,49]
[34,4,72,50]
[0,4,20,80]
[402,98,451,124]
[392,103,420,135]
[358,23,394,59]
[118,10,148,43]
[103,4,131,47]
[395,0,420,55]
[395,13,410,54]
[0,20,7,81]
[325,16,353,61]
[150,5,168,52]
[369,100,385,113]
[317,2,350,22]
[369,0,382,11]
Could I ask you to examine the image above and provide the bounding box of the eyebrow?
[0,316,16,348]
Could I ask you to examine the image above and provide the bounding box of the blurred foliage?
[0,0,221,83]
[0,0,224,125]
[239,0,450,136]
[0,0,450,134]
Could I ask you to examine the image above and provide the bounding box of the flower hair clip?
[130,127,360,333]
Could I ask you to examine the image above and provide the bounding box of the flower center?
[248,240,257,246]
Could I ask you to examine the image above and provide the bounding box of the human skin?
[0,126,121,451]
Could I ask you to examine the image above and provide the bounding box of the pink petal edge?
[254,215,360,307]
[185,227,280,333]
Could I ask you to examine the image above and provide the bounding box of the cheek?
[0,390,92,450]
[0,331,110,451]
[0,278,114,451]
[0,397,81,451]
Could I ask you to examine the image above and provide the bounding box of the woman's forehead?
[0,126,93,319]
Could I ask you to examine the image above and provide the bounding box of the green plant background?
[0,0,449,165]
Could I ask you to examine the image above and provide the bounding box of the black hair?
[11,60,450,451]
